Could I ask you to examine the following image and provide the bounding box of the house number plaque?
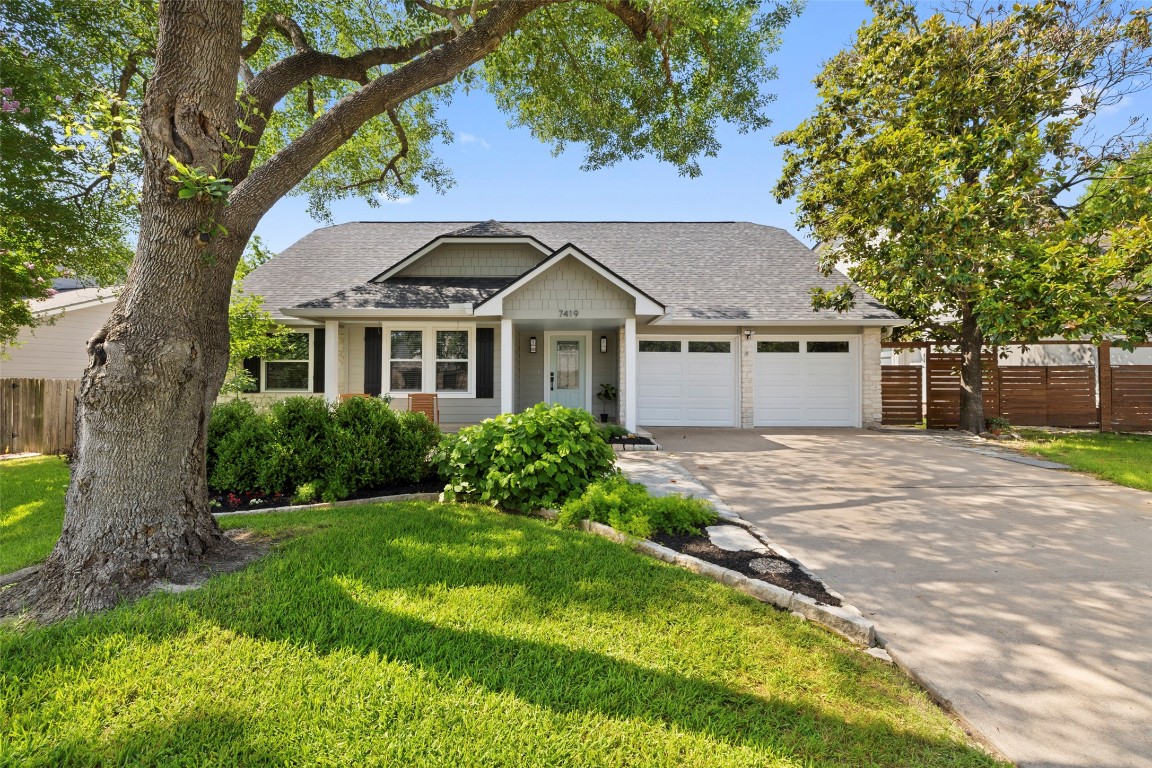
[558,309,580,318]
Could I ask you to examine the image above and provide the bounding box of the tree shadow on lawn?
[2,503,1004,766]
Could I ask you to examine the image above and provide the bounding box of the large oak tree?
[2,0,798,618]
[774,0,1152,433]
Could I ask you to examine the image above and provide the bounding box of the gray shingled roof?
[441,219,528,238]
[245,221,901,323]
[295,277,515,310]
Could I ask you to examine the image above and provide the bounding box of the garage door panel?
[754,337,858,427]
[637,338,737,427]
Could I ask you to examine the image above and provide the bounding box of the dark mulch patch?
[649,528,841,606]
[210,479,443,513]
[608,435,656,447]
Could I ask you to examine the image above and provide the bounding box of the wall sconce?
[529,336,537,354]
[743,329,755,340]
[600,335,608,353]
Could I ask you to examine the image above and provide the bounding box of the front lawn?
[0,501,1003,767]
[1015,429,1152,492]
[0,456,70,574]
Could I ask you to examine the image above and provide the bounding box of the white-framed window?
[389,330,423,392]
[435,330,469,393]
[264,331,312,391]
[383,324,475,397]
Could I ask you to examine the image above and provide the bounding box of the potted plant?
[986,416,1011,436]
[595,383,617,423]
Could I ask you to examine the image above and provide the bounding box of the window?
[436,330,469,392]
[639,340,682,353]
[688,341,730,353]
[390,330,422,391]
[758,341,800,353]
[265,332,310,390]
[808,341,850,353]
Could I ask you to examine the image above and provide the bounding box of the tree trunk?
[957,303,987,434]
[4,1,251,619]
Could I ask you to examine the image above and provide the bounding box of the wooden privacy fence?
[881,341,1152,431]
[880,366,923,425]
[0,378,79,454]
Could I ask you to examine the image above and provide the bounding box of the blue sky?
[252,0,1148,252]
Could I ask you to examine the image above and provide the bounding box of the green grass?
[0,501,1004,767]
[1015,429,1152,492]
[0,456,70,574]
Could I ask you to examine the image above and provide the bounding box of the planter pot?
[600,413,609,423]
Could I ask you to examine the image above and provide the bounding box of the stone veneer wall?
[861,327,882,427]
[739,329,755,428]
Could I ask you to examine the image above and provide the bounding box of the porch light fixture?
[529,336,537,354]
[600,335,608,353]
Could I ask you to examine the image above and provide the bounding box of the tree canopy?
[775,0,1152,347]
[774,0,1152,431]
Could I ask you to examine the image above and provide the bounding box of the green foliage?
[292,481,321,505]
[206,396,440,500]
[222,237,290,395]
[559,475,718,538]
[0,2,144,344]
[775,0,1152,347]
[598,423,630,440]
[985,417,1011,433]
[167,155,233,202]
[596,383,617,404]
[436,403,616,512]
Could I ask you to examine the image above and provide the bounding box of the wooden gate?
[1108,366,1152,432]
[0,378,79,454]
[998,366,1098,427]
[881,366,923,425]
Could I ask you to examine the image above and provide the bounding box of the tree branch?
[223,1,550,229]
[335,109,409,191]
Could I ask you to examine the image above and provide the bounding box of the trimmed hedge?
[207,396,441,502]
[436,403,616,512]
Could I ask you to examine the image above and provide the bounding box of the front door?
[549,336,586,409]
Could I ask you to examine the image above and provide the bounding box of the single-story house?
[1,285,118,379]
[242,221,907,431]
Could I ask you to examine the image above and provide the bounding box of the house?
[1,285,117,379]
[242,221,906,430]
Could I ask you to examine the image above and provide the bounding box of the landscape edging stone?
[212,491,440,517]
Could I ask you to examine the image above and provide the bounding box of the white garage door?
[754,337,860,427]
[637,338,738,427]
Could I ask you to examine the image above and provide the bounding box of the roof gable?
[369,221,552,283]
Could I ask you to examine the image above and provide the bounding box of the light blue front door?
[549,337,585,409]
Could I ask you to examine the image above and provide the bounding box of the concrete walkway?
[646,427,1152,768]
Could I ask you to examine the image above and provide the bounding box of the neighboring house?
[1,286,117,379]
[242,221,907,430]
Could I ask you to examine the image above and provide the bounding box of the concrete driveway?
[648,427,1152,768]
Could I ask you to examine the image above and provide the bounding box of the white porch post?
[500,318,514,414]
[624,317,637,431]
[324,319,339,404]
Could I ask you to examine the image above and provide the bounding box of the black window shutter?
[364,327,382,396]
[312,328,326,393]
[242,357,261,393]
[475,327,494,399]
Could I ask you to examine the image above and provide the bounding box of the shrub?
[559,476,718,538]
[206,395,441,501]
[598,423,630,440]
[437,403,616,511]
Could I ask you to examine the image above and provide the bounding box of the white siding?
[1,303,113,379]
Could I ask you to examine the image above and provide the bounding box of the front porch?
[311,317,638,431]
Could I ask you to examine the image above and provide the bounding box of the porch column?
[500,318,514,414]
[324,319,339,404]
[624,317,637,431]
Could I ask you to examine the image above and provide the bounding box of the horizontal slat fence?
[1111,366,1152,432]
[881,366,923,425]
[925,353,998,429]
[0,378,79,455]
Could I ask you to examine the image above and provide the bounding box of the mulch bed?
[649,528,841,606]
[607,435,656,447]
[210,479,443,513]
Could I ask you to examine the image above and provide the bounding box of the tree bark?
[957,303,987,434]
[5,0,249,619]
